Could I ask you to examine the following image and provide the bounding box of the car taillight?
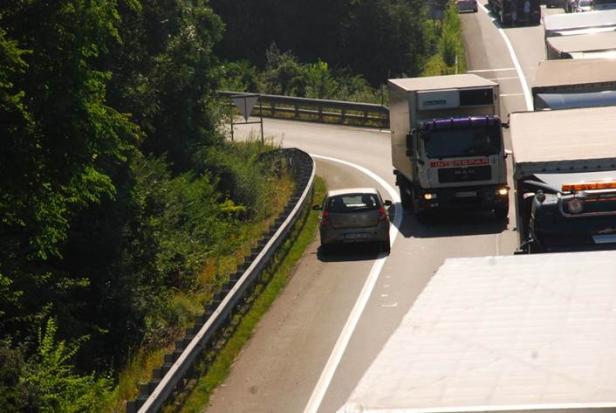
[321,210,330,226]
[378,207,389,222]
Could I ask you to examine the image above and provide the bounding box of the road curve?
[205,3,555,412]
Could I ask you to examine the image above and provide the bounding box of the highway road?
[204,4,561,413]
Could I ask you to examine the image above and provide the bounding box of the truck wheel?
[494,204,509,221]
[399,181,413,211]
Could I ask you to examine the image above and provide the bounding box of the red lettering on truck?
[430,158,490,168]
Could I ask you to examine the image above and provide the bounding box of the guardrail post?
[340,108,346,124]
[294,103,299,119]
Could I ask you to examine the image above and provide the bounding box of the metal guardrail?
[126,149,316,413]
[219,91,390,129]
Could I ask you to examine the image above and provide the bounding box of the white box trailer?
[338,251,616,413]
[510,107,616,252]
[532,59,616,110]
[545,31,616,60]
[389,75,509,219]
[543,9,616,37]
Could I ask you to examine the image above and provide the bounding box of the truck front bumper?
[531,215,616,252]
[416,185,509,212]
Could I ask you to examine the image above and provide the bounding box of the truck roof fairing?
[388,74,496,92]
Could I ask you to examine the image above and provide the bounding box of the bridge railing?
[219,91,390,129]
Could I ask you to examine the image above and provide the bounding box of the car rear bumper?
[320,224,389,246]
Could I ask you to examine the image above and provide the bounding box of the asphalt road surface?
[204,4,563,412]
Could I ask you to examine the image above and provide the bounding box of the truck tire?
[399,180,413,211]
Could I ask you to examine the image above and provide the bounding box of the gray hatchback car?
[315,188,392,253]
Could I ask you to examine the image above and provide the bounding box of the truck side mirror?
[504,149,512,158]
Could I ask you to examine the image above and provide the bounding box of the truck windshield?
[423,127,501,159]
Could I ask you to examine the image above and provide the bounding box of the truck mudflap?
[415,184,509,213]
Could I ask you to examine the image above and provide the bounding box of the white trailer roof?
[543,9,616,35]
[533,59,616,89]
[510,106,616,178]
[546,31,616,54]
[338,251,616,413]
[389,75,496,92]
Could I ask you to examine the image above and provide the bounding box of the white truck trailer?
[389,75,509,220]
[510,106,616,252]
[545,31,616,60]
[532,59,616,110]
[338,251,616,413]
[543,9,616,37]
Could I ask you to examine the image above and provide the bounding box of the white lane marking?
[500,93,524,97]
[303,154,402,413]
[468,67,515,72]
[381,302,398,308]
[478,2,533,110]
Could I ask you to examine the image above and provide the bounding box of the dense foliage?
[211,0,431,86]
[0,1,286,410]
[1,0,451,410]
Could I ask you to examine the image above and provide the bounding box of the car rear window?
[326,194,380,213]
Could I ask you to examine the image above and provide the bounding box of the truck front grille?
[438,166,491,183]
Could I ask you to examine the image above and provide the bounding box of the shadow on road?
[317,242,386,263]
[393,208,509,238]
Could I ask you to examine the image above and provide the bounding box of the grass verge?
[422,0,467,76]
[175,177,327,413]
[105,152,296,412]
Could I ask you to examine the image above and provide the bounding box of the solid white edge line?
[302,154,402,413]
[478,2,533,111]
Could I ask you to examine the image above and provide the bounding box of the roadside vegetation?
[422,0,468,76]
[0,0,465,411]
[176,178,326,413]
[214,0,466,103]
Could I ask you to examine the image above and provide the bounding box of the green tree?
[108,0,225,171]
[0,0,138,338]
[23,319,110,412]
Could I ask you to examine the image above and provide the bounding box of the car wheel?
[320,243,334,255]
[381,239,391,254]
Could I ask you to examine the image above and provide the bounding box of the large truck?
[510,106,616,253]
[532,59,616,110]
[488,0,541,26]
[338,251,616,413]
[545,31,616,59]
[389,75,509,220]
[543,9,616,37]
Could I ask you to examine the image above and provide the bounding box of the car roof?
[326,187,380,198]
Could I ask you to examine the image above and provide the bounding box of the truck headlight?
[497,187,508,196]
[423,193,437,200]
[567,198,583,214]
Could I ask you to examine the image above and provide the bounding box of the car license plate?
[592,234,616,244]
[456,191,477,198]
[345,233,369,240]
